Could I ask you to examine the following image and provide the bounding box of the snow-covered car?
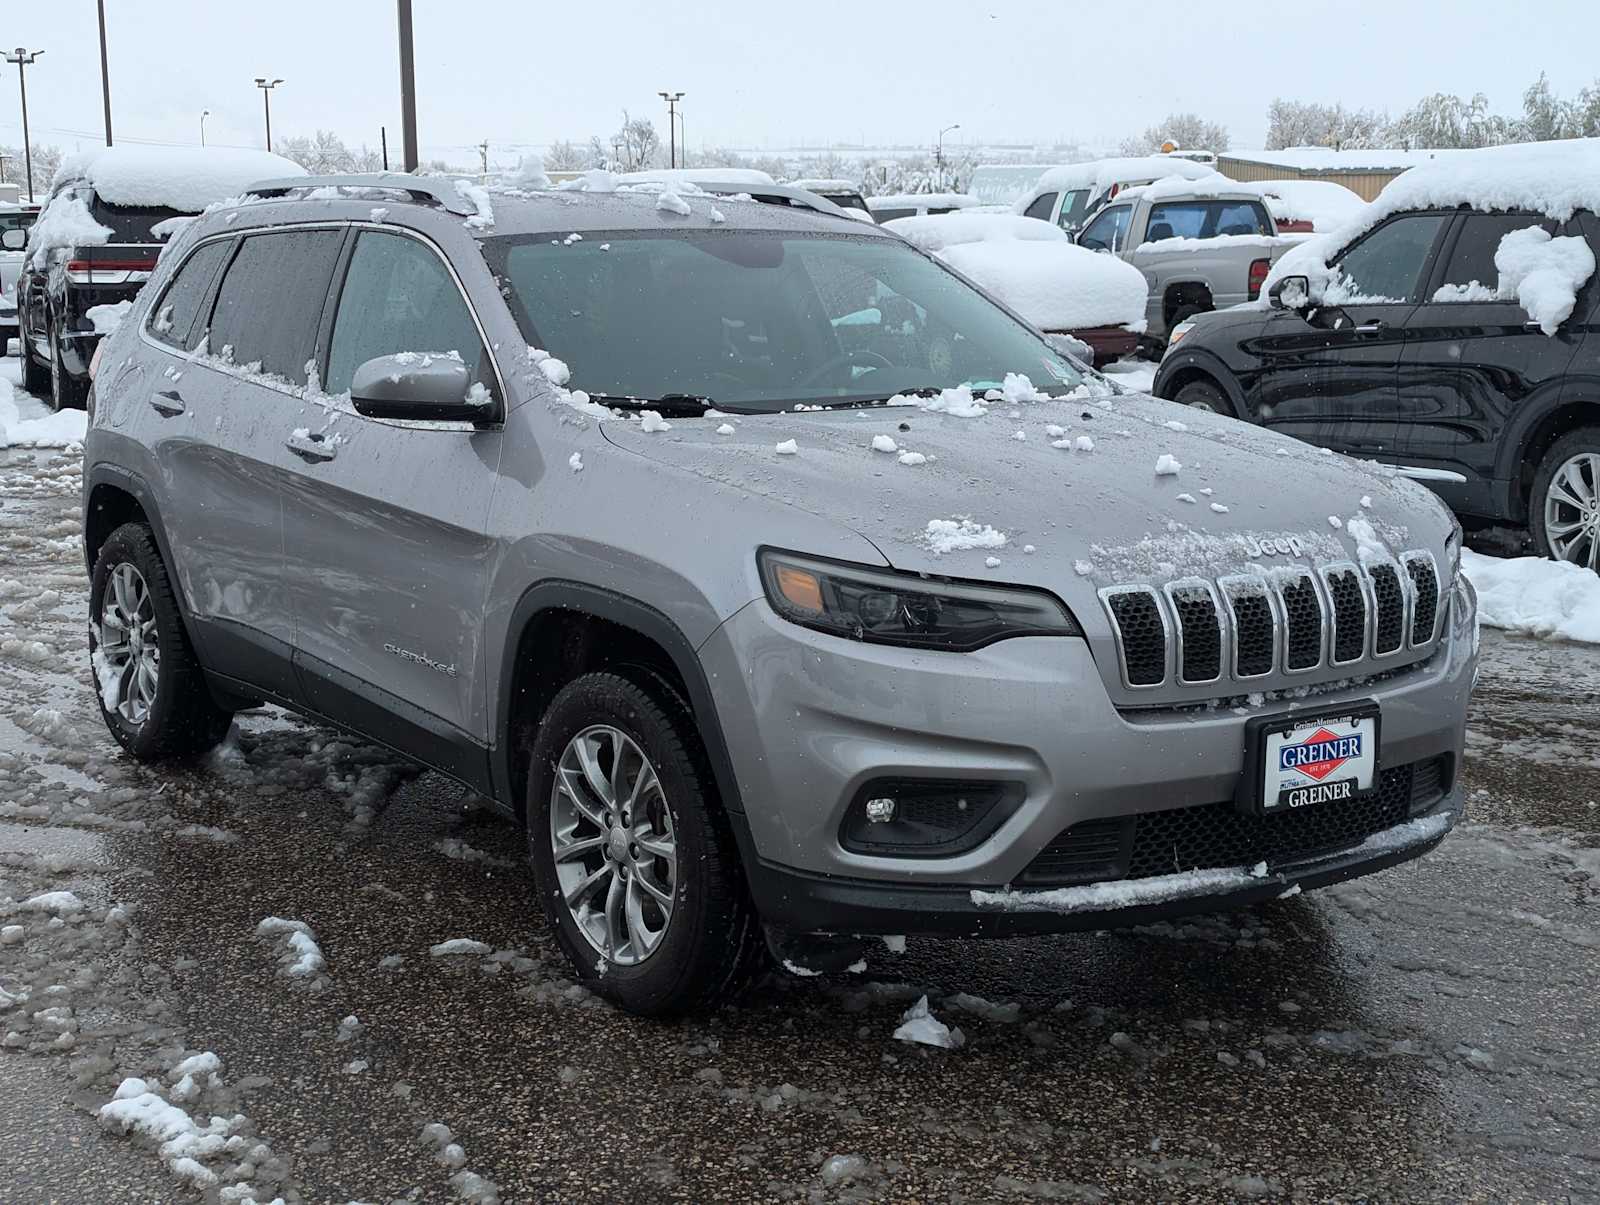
[885,212,1147,365]
[1012,156,1217,234]
[1073,174,1293,346]
[1154,138,1600,568]
[865,192,981,223]
[0,204,37,347]
[1245,179,1366,234]
[788,178,874,223]
[17,146,303,410]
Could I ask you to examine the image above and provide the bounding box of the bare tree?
[613,112,662,171]
[543,139,595,172]
[1119,112,1231,156]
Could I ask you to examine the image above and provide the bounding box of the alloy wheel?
[96,562,161,726]
[549,725,677,966]
[1543,452,1600,569]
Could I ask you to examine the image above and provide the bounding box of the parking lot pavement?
[1,404,1597,1203]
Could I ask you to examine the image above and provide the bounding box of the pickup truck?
[1072,182,1292,349]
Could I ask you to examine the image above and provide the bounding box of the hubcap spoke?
[563,862,611,909]
[573,734,617,808]
[552,833,607,863]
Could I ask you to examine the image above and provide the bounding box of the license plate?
[1253,708,1378,815]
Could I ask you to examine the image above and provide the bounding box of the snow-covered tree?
[1385,92,1512,149]
[0,142,63,193]
[1119,113,1231,156]
[276,131,382,174]
[1264,100,1387,150]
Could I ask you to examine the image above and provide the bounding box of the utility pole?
[254,77,283,151]
[96,0,113,145]
[397,0,419,172]
[936,123,960,192]
[658,91,684,169]
[478,140,488,180]
[4,49,41,202]
[381,126,389,171]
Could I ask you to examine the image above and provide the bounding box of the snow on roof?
[788,178,858,193]
[936,238,1148,331]
[865,192,980,212]
[1221,147,1461,173]
[1118,172,1264,204]
[1242,179,1365,231]
[1016,156,1216,209]
[615,168,776,187]
[885,212,1067,254]
[53,146,306,211]
[1267,138,1600,300]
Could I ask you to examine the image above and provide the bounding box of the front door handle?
[1353,321,1388,335]
[285,429,337,462]
[150,389,186,417]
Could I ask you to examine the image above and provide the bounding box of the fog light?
[840,778,1024,857]
[864,797,896,824]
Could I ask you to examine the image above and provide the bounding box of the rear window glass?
[149,239,231,351]
[89,199,189,243]
[1434,213,1559,299]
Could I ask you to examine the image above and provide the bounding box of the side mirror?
[350,353,497,423]
[1078,235,1105,252]
[0,229,24,251]
[1268,275,1310,310]
[1045,332,1093,363]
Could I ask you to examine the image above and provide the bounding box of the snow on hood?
[885,212,1067,254]
[596,386,1454,609]
[939,240,1148,331]
[1266,137,1600,303]
[53,146,306,211]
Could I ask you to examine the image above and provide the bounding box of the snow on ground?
[1101,358,1158,394]
[1463,549,1600,643]
[0,362,86,448]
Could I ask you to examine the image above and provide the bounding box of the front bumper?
[702,595,1475,932]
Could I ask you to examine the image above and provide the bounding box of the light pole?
[96,0,113,145]
[254,77,283,152]
[200,109,210,147]
[4,49,41,202]
[936,123,960,191]
[658,91,684,169]
[397,0,418,172]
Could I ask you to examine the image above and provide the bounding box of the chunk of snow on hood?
[893,996,966,1049]
[898,451,927,466]
[903,385,988,418]
[1155,454,1182,476]
[716,423,735,435]
[568,452,583,472]
[559,169,619,193]
[924,518,1007,555]
[656,189,692,217]
[639,410,671,433]
[54,145,305,209]
[871,434,898,453]
[1462,549,1600,644]
[774,438,798,455]
[454,179,494,229]
[1075,435,1094,452]
[530,349,571,386]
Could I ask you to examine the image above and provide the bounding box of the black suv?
[1154,205,1600,565]
[17,177,182,411]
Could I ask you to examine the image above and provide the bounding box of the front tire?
[89,523,233,759]
[1531,427,1600,571]
[527,671,762,1016]
[1176,378,1230,416]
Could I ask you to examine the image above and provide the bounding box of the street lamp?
[936,123,960,191]
[200,109,210,147]
[254,77,283,152]
[658,91,685,169]
[4,49,42,201]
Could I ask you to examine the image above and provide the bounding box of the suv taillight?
[65,258,153,286]
[1247,257,1271,301]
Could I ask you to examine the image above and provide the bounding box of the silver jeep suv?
[82,174,1476,1015]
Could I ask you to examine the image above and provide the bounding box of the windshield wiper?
[588,393,719,417]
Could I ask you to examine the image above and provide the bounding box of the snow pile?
[1462,549,1600,643]
[866,192,980,214]
[937,238,1148,331]
[893,996,965,1049]
[98,1075,240,1190]
[25,193,113,269]
[510,153,552,190]
[924,518,1007,554]
[1493,227,1596,334]
[1267,137,1600,301]
[53,146,305,211]
[655,189,692,217]
[254,916,326,979]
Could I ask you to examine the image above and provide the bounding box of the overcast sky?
[0,1,1592,168]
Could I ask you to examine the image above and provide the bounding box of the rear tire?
[21,325,49,395]
[527,670,763,1016]
[1530,426,1600,572]
[89,523,233,760]
[50,323,87,412]
[1176,378,1230,417]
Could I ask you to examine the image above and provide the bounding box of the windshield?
[481,230,1086,411]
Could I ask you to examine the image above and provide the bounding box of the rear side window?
[1021,192,1057,222]
[1433,213,1559,300]
[1329,214,1448,304]
[149,240,231,351]
[324,230,491,399]
[1057,189,1090,231]
[206,229,342,386]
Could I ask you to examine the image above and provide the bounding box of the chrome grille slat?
[1100,550,1443,693]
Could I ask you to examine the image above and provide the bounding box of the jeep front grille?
[1100,553,1442,691]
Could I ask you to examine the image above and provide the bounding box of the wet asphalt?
[1,398,1598,1203]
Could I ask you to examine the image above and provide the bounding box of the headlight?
[758,550,1082,651]
[1164,320,1196,355]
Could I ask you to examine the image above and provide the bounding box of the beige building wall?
[1217,156,1405,201]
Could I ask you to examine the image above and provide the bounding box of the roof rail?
[682,180,851,221]
[243,173,479,217]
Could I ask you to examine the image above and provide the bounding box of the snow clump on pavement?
[254,917,327,982]
[1462,549,1600,643]
[893,996,966,1049]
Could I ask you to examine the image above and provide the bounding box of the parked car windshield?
[482,230,1086,410]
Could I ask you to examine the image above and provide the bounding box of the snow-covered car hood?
[597,387,1457,609]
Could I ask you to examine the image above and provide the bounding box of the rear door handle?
[1353,321,1388,334]
[150,389,186,417]
[285,430,337,462]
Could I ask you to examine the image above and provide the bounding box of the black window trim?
[1327,209,1455,306]
[137,219,507,429]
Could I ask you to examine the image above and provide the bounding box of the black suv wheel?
[49,322,88,412]
[1531,426,1600,571]
[21,323,50,395]
[527,670,763,1016]
[89,523,233,759]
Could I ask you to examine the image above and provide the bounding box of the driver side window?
[1328,214,1447,304]
[324,231,491,398]
[1079,206,1131,253]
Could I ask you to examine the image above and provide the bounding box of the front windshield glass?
[481,230,1085,411]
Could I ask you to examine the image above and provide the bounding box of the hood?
[597,386,1457,614]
